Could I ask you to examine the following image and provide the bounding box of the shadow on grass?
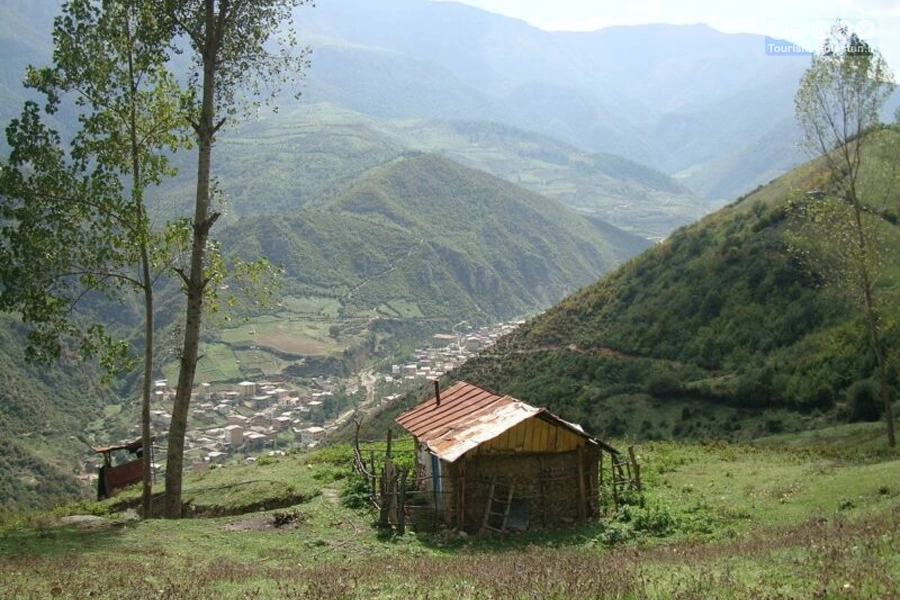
[372,517,610,555]
[108,484,317,518]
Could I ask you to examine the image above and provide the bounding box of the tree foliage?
[792,21,897,447]
[0,0,190,515]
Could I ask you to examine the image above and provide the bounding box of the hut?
[396,381,618,533]
[93,438,147,500]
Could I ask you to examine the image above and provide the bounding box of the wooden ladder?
[480,477,515,535]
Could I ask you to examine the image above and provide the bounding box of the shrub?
[339,475,372,510]
[647,372,682,397]
[847,379,883,422]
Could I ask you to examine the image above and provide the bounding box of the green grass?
[176,342,242,383]
[382,299,424,319]
[161,300,371,384]
[1,436,897,599]
[280,295,342,318]
[753,420,897,459]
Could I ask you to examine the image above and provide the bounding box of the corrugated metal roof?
[396,381,616,463]
[92,437,145,454]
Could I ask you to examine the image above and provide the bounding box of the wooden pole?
[379,429,394,529]
[628,446,642,492]
[611,455,619,507]
[369,450,376,504]
[598,450,603,485]
[386,428,393,459]
[398,468,408,535]
[457,456,467,530]
[379,457,394,528]
[576,446,587,521]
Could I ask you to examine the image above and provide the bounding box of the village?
[90,321,524,478]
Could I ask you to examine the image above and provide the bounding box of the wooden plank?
[538,419,550,451]
[577,446,586,521]
[457,457,466,530]
[513,421,526,450]
[481,476,497,534]
[525,419,538,452]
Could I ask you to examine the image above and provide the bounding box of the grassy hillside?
[0,428,897,598]
[0,317,119,510]
[452,128,900,442]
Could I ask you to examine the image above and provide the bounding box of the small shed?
[93,438,148,500]
[396,381,618,532]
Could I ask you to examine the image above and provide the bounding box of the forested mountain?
[449,128,900,442]
[221,152,649,323]
[0,150,646,508]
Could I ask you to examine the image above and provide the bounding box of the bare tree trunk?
[124,11,156,519]
[164,0,220,518]
[141,267,154,517]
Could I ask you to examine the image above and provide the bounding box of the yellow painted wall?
[475,416,583,455]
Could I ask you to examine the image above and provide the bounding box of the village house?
[239,381,257,398]
[224,424,244,446]
[227,414,249,427]
[396,381,618,533]
[300,426,326,447]
[431,333,457,348]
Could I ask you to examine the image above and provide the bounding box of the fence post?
[628,446,642,492]
[379,457,393,529]
[379,429,395,529]
[369,450,376,504]
[397,468,408,535]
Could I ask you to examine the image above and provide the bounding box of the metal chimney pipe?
[433,379,441,408]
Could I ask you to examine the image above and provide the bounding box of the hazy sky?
[436,0,900,71]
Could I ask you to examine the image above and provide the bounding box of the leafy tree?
[793,22,896,446]
[0,0,188,516]
[162,0,311,518]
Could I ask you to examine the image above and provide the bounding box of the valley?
[1,0,899,594]
[93,319,517,492]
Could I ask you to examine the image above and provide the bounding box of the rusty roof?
[92,437,146,454]
[396,381,617,462]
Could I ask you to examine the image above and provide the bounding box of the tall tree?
[163,0,311,518]
[793,23,896,446]
[0,0,187,516]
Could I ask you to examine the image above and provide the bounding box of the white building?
[300,426,326,446]
[224,424,244,446]
[239,381,257,398]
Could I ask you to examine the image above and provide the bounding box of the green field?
[160,295,376,384]
[1,424,897,599]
